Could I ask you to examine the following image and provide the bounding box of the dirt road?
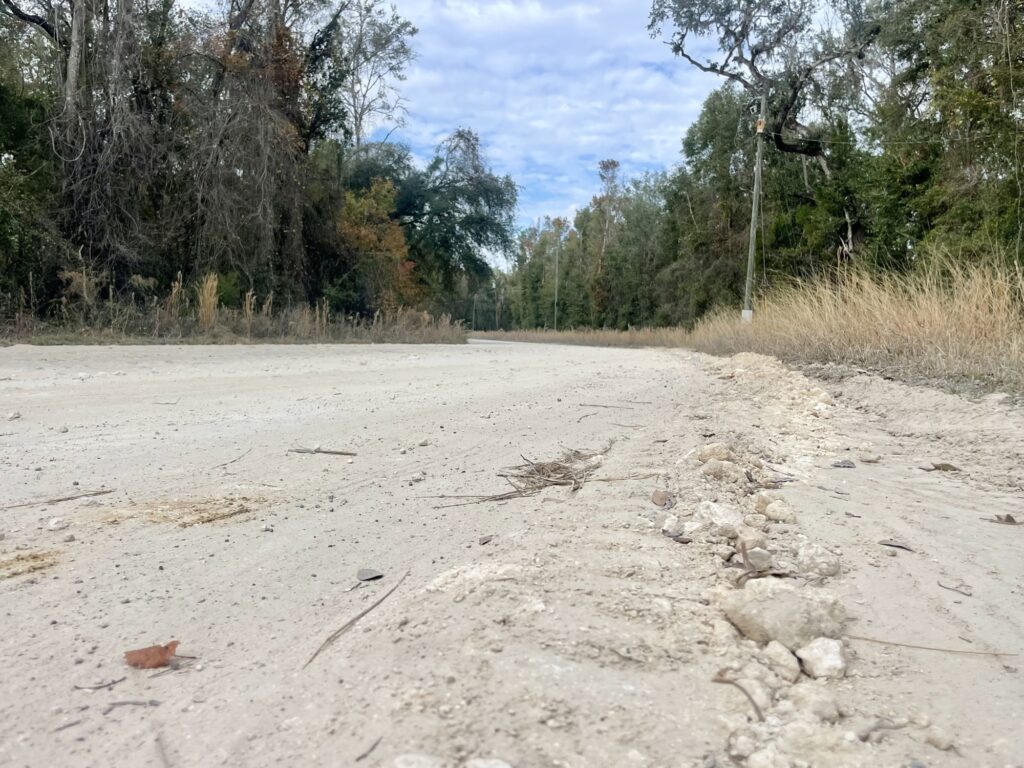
[1,342,1022,767]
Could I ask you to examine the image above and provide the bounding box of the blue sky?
[384,0,721,226]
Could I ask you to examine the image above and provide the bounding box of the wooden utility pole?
[553,237,560,332]
[743,91,767,323]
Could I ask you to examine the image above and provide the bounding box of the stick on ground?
[74,676,126,691]
[305,570,411,668]
[289,447,357,457]
[355,736,383,762]
[846,634,1017,657]
[213,447,253,470]
[2,488,114,511]
[712,672,764,722]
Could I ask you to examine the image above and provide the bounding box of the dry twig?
[289,447,357,457]
[74,676,126,691]
[213,447,252,470]
[712,672,764,721]
[2,488,114,510]
[355,736,383,762]
[846,634,1017,657]
[305,570,411,668]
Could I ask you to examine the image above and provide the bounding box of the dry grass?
[196,273,220,332]
[475,327,691,348]
[3,282,466,345]
[689,259,1024,392]
[430,447,608,507]
[477,258,1024,393]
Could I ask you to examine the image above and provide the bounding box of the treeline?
[507,0,1024,331]
[0,0,516,326]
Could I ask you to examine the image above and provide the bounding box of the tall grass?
[3,273,466,345]
[689,258,1024,391]
[196,274,220,332]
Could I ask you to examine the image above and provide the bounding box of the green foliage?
[511,1,1024,331]
[0,0,512,324]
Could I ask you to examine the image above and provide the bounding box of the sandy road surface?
[1,342,1022,768]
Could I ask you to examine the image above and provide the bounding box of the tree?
[335,0,417,147]
[649,0,880,160]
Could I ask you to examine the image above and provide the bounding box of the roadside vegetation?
[479,257,1024,394]
[4,274,465,345]
[2,0,1021,376]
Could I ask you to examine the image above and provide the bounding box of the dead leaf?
[920,463,961,473]
[357,568,384,582]
[832,459,856,469]
[124,641,180,669]
[479,535,494,545]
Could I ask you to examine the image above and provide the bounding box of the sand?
[1,341,1021,767]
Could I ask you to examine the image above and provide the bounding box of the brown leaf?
[124,641,180,669]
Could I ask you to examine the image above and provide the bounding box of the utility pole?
[743,90,767,323]
[553,236,560,332]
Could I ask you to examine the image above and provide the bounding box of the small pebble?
[63,534,76,543]
[925,725,954,751]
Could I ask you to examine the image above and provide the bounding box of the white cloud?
[385,0,721,225]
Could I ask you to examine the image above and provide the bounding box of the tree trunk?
[65,0,86,117]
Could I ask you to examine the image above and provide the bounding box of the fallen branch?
[305,570,411,668]
[53,719,83,732]
[610,423,643,429]
[579,402,633,410]
[289,447,357,457]
[2,488,114,511]
[577,412,598,423]
[846,634,1017,657]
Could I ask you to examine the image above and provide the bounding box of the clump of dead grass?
[690,257,1024,392]
[431,447,608,507]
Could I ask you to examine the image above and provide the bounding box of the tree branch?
[1,0,67,51]
[668,41,755,91]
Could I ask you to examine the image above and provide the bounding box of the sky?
[383,0,721,226]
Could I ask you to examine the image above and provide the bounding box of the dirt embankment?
[1,342,1021,767]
